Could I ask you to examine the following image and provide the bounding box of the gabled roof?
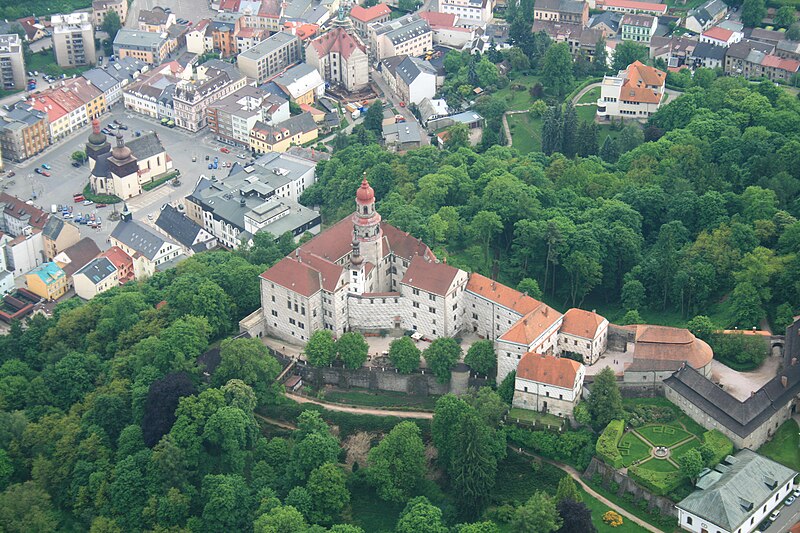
[466,272,542,315]
[535,0,586,14]
[260,255,321,297]
[0,193,49,232]
[561,308,606,339]
[100,245,133,272]
[400,255,461,296]
[110,219,174,260]
[499,304,563,346]
[309,27,366,61]
[677,450,796,532]
[297,250,344,292]
[702,26,734,42]
[75,257,117,284]
[349,3,391,23]
[633,325,713,369]
[272,63,325,99]
[419,11,458,29]
[621,13,655,27]
[597,0,667,14]
[56,237,101,277]
[692,41,726,60]
[251,112,317,143]
[155,205,208,251]
[516,352,582,389]
[761,54,800,72]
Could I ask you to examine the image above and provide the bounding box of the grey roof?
[41,216,65,240]
[238,31,298,61]
[692,41,726,60]
[252,112,317,143]
[383,122,422,144]
[125,132,166,159]
[374,14,431,46]
[113,29,168,50]
[395,56,436,86]
[105,57,148,83]
[677,450,796,532]
[589,11,623,32]
[746,27,785,45]
[139,7,170,25]
[82,68,119,92]
[282,0,330,24]
[155,205,208,251]
[448,110,484,125]
[535,0,585,14]
[664,363,800,438]
[208,85,287,119]
[75,257,117,284]
[1,105,46,129]
[777,39,800,55]
[726,39,774,60]
[285,145,331,162]
[110,219,175,260]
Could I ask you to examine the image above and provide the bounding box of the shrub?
[596,420,625,468]
[603,510,623,527]
[506,426,597,470]
[628,465,683,496]
[700,429,733,466]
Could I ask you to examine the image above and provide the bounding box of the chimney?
[544,307,549,316]
[782,375,788,388]
[751,391,756,398]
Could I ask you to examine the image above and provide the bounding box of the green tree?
[497,371,516,405]
[621,309,642,325]
[306,463,349,525]
[678,448,705,483]
[464,340,496,376]
[541,43,574,97]
[396,496,449,533]
[686,315,715,341]
[621,279,646,311]
[389,336,421,373]
[0,482,58,533]
[424,338,463,384]
[465,387,507,427]
[470,210,503,270]
[305,330,336,367]
[254,505,307,533]
[612,41,649,71]
[594,36,608,75]
[290,431,340,483]
[599,136,620,162]
[89,517,122,533]
[445,123,470,151]
[367,421,426,502]
[555,476,581,503]
[512,491,562,533]
[730,282,764,327]
[101,11,122,41]
[455,523,501,533]
[71,151,87,164]
[432,395,474,466]
[586,367,623,430]
[200,474,253,533]
[214,337,281,404]
[557,499,596,533]
[742,0,767,27]
[788,23,800,40]
[336,332,369,369]
[364,101,384,136]
[517,278,543,299]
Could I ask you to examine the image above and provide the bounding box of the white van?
[51,204,57,214]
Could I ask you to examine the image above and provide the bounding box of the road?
[1,106,251,255]
[284,391,434,419]
[370,70,429,146]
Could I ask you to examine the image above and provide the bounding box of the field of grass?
[508,408,564,427]
[323,388,438,410]
[576,104,599,123]
[494,75,542,111]
[587,477,679,531]
[578,487,651,533]
[670,438,701,460]
[577,86,601,104]
[759,419,800,472]
[618,433,652,467]
[27,51,92,78]
[638,424,692,447]
[507,113,542,154]
[638,458,679,473]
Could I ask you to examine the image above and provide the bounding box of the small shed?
[285,375,303,392]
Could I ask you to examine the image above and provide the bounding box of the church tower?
[351,175,385,291]
[85,118,110,172]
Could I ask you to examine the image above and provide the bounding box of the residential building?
[684,0,727,33]
[237,31,302,84]
[418,97,450,126]
[207,85,289,147]
[0,237,12,295]
[172,59,248,132]
[419,12,474,48]
[690,41,726,69]
[381,55,437,105]
[235,26,269,54]
[439,0,494,26]
[725,39,800,82]
[533,0,589,26]
[53,237,101,288]
[370,14,433,61]
[186,19,213,55]
[73,256,119,299]
[87,122,172,200]
[620,14,657,44]
[99,245,134,284]
[283,21,319,42]
[383,121,423,152]
[2,229,44,275]
[700,25,742,47]
[595,0,667,16]
[113,29,172,65]
[249,112,318,153]
[0,193,48,238]
[470,22,512,54]
[349,3,391,38]
[271,63,325,105]
[597,60,666,120]
[280,0,336,27]
[110,214,183,278]
[138,7,175,33]
[777,39,800,61]
[16,17,48,42]
[588,11,623,37]
[51,12,96,68]
[185,152,321,249]
[557,308,608,365]
[651,35,698,68]
[0,34,26,91]
[306,27,369,93]
[676,450,795,533]
[532,21,605,60]
[122,67,179,120]
[41,216,81,261]
[209,13,241,58]
[0,104,50,163]
[512,353,585,418]
[25,262,67,300]
[746,27,785,47]
[82,67,127,106]
[155,205,217,254]
[93,0,128,26]
[624,325,714,385]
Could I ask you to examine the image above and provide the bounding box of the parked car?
[237,154,246,159]
[114,119,122,125]
[205,154,210,160]
[793,488,800,498]
[757,521,771,532]
[134,131,141,137]
[208,163,213,169]
[83,200,94,206]
[220,147,230,153]
[212,162,218,170]
[769,510,780,521]
[118,124,128,130]
[34,167,42,174]
[101,128,111,135]
[192,155,197,162]
[73,194,85,202]
[97,203,107,208]
[41,163,51,170]
[41,170,51,177]
[785,496,795,506]
[7,171,14,177]
[107,123,116,130]
[72,161,81,168]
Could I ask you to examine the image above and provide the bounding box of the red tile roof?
[761,54,800,72]
[466,273,541,315]
[400,255,461,296]
[597,0,667,14]
[381,223,433,262]
[561,308,606,339]
[309,27,366,61]
[517,353,581,389]
[298,250,345,292]
[633,325,714,369]
[419,11,457,28]
[499,304,562,346]
[350,3,391,22]
[297,216,355,262]
[0,193,49,230]
[702,26,734,42]
[619,61,665,104]
[260,256,321,297]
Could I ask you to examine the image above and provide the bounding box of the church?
[86,119,172,200]
[242,178,611,385]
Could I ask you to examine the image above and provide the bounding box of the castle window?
[413,288,419,295]
[271,310,278,317]
[429,307,435,314]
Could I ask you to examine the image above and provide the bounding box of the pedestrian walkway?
[283,391,434,419]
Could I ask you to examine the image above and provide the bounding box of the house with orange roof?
[29,77,106,141]
[700,25,742,47]
[306,27,369,93]
[597,60,665,121]
[512,352,585,418]
[595,0,667,16]
[558,308,608,365]
[350,4,391,38]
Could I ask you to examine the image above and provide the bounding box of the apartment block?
[0,104,50,162]
[51,12,96,68]
[113,29,171,65]
[206,85,289,147]
[237,31,302,84]
[370,14,433,61]
[0,34,26,91]
[172,59,248,132]
[92,0,128,26]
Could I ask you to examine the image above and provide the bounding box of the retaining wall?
[584,457,679,519]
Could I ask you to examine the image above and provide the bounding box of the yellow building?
[25,262,68,300]
[249,112,318,154]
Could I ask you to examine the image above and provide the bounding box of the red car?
[41,170,51,177]
[73,194,85,203]
[97,203,107,208]
[220,147,230,153]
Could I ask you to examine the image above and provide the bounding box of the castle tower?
[352,175,385,291]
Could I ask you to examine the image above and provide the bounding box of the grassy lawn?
[27,51,91,78]
[579,487,651,533]
[323,388,438,411]
[638,424,692,447]
[587,477,678,531]
[576,104,598,123]
[507,113,542,154]
[618,432,652,467]
[759,419,800,472]
[670,438,701,460]
[508,408,564,427]
[577,87,601,104]
[494,75,542,111]
[638,458,679,473]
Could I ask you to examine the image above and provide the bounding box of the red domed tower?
[352,175,381,243]
[350,174,386,292]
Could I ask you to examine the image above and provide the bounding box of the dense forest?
[303,76,800,333]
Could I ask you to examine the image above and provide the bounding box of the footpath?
[282,391,434,419]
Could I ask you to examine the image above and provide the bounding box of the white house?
[700,25,743,48]
[73,257,119,300]
[676,449,796,533]
[597,60,666,120]
[512,352,585,418]
[557,308,608,365]
[439,0,494,26]
[109,215,183,279]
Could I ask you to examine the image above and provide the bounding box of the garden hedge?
[596,419,625,469]
[702,429,733,466]
[628,465,684,496]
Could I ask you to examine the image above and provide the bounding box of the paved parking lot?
[1,107,252,252]
[126,0,217,29]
